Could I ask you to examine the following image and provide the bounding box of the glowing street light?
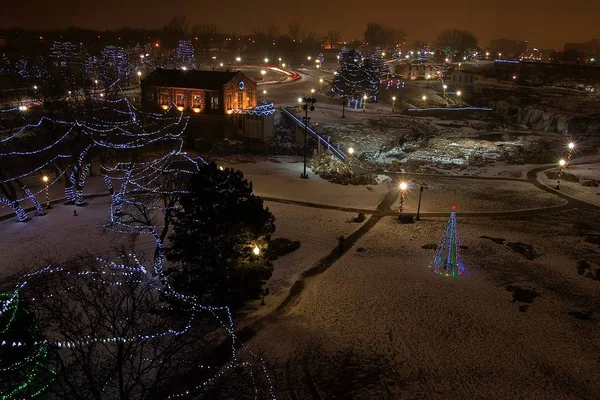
[253,245,260,256]
[261,69,267,81]
[18,105,27,111]
[442,84,448,98]
[445,58,449,63]
[566,142,576,166]
[297,97,303,103]
[456,90,462,97]
[311,89,316,94]
[392,95,397,112]
[426,74,431,88]
[264,57,269,64]
[137,71,142,77]
[399,182,408,218]
[512,75,517,88]
[307,56,312,61]
[319,78,324,89]
[556,159,566,190]
[363,94,368,112]
[182,66,187,71]
[262,89,267,102]
[348,147,355,169]
[282,63,286,68]
[33,85,38,90]
[422,95,427,106]
[42,175,51,209]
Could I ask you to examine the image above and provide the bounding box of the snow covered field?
[249,212,600,399]
[224,158,389,210]
[390,176,566,212]
[1,155,599,399]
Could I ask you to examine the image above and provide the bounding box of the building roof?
[142,68,240,90]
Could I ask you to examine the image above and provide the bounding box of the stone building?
[392,62,436,80]
[141,68,257,114]
[450,70,476,87]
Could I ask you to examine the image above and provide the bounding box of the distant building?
[564,39,600,63]
[392,62,435,80]
[491,39,529,60]
[141,68,257,115]
[141,69,274,143]
[450,70,476,87]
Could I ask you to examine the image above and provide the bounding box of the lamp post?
[278,57,282,67]
[416,185,423,220]
[512,75,517,88]
[398,182,407,219]
[456,90,462,97]
[319,78,324,90]
[442,84,447,99]
[261,69,266,81]
[348,147,354,170]
[264,57,269,64]
[262,90,267,102]
[422,95,427,107]
[300,96,316,179]
[211,56,217,70]
[392,96,396,113]
[42,175,51,209]
[363,94,368,112]
[426,74,431,88]
[556,159,566,190]
[566,142,575,166]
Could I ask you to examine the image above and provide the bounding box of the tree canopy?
[167,163,275,309]
[364,22,406,51]
[435,29,478,57]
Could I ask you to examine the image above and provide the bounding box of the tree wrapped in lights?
[331,48,365,102]
[428,206,465,277]
[0,292,55,400]
[176,40,196,69]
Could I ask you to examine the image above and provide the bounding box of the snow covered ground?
[537,164,600,207]
[390,176,566,213]
[249,211,600,399]
[221,158,389,210]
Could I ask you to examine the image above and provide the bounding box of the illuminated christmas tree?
[429,206,465,277]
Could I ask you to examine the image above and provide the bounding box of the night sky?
[1,0,597,49]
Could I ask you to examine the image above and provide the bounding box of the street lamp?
[566,142,575,166]
[456,90,462,97]
[442,84,448,99]
[300,96,316,179]
[416,185,424,221]
[426,74,431,88]
[307,56,312,61]
[363,94,368,112]
[311,89,315,94]
[219,62,223,68]
[422,95,427,106]
[235,56,241,68]
[261,69,267,81]
[398,182,408,219]
[556,159,566,190]
[253,245,260,256]
[42,175,51,209]
[392,96,396,112]
[264,58,269,64]
[282,63,286,68]
[262,89,267,102]
[512,75,517,88]
[348,147,354,170]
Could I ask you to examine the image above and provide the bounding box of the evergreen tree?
[176,40,195,69]
[331,48,368,101]
[167,163,275,309]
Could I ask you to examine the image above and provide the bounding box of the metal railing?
[280,107,347,162]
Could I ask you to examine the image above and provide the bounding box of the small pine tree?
[167,163,275,309]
